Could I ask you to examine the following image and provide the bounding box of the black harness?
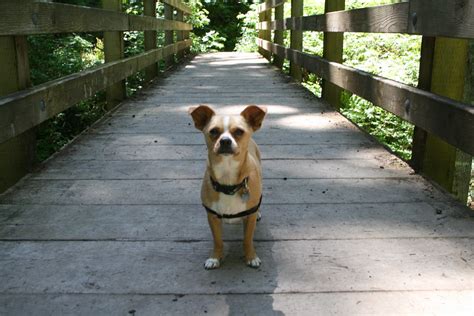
[204,176,262,219]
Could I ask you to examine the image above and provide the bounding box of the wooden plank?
[0,1,192,35]
[103,0,125,110]
[273,3,284,68]
[257,39,474,156]
[290,0,303,81]
[257,0,286,13]
[0,238,471,293]
[0,178,446,205]
[176,9,184,60]
[160,0,192,15]
[322,0,344,109]
[410,36,435,171]
[164,3,174,68]
[1,292,474,315]
[408,0,474,39]
[260,3,409,33]
[1,201,472,240]
[0,36,35,194]
[31,158,413,180]
[421,37,472,202]
[144,0,159,83]
[0,40,192,145]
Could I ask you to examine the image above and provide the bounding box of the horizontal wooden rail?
[257,0,286,13]
[257,38,474,156]
[0,39,192,145]
[161,0,192,15]
[257,1,474,39]
[0,1,192,36]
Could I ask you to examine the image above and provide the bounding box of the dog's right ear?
[188,105,216,131]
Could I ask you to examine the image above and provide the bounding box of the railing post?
[0,35,35,193]
[176,9,184,60]
[321,0,344,109]
[164,3,174,68]
[144,0,158,83]
[273,3,284,68]
[413,37,472,202]
[103,0,126,110]
[290,0,303,81]
[258,4,271,61]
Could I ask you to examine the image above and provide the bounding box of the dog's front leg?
[205,213,223,269]
[243,213,261,268]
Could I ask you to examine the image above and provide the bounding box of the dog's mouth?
[217,148,235,155]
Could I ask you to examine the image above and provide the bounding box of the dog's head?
[188,105,267,156]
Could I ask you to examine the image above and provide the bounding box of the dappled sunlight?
[273,113,352,131]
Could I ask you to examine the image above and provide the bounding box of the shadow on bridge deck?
[0,52,473,315]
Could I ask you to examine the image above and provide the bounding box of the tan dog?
[188,105,267,269]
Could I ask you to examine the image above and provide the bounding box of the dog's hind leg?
[204,213,223,270]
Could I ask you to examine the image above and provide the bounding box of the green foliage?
[193,0,251,51]
[234,3,259,52]
[191,30,226,53]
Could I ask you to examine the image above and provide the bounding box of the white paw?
[204,258,220,270]
[246,256,261,268]
[257,212,262,222]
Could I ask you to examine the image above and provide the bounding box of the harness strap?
[204,196,262,219]
[210,176,247,195]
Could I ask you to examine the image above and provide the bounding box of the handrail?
[0,1,192,36]
[256,0,474,200]
[0,40,191,145]
[258,39,474,156]
[257,2,474,39]
[0,0,192,146]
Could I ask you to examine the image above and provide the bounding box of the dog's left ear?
[241,105,267,131]
[188,105,216,131]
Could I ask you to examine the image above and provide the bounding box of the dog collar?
[210,176,248,195]
[203,196,262,219]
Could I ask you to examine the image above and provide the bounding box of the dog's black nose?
[220,137,232,147]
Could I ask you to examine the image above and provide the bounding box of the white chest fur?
[210,193,247,224]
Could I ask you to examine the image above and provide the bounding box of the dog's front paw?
[246,256,261,268]
[204,258,220,270]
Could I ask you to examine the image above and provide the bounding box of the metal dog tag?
[241,178,249,202]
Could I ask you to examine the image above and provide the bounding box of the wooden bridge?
[0,0,473,314]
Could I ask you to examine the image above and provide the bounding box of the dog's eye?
[209,128,220,137]
[233,128,244,137]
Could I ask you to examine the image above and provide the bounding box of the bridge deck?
[0,52,473,315]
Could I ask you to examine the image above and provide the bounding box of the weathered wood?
[164,3,174,68]
[176,9,184,60]
[1,292,474,315]
[258,8,272,61]
[322,0,344,109]
[0,178,445,205]
[103,0,125,110]
[290,0,303,81]
[257,39,474,156]
[144,0,159,83]
[410,36,435,171]
[257,0,286,13]
[273,3,284,68]
[0,1,192,35]
[1,201,471,240]
[0,40,192,145]
[421,37,472,202]
[260,3,409,33]
[0,239,472,293]
[0,36,35,194]
[408,0,474,39]
[160,0,192,15]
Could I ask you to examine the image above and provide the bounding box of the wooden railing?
[257,0,474,201]
[0,0,192,192]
